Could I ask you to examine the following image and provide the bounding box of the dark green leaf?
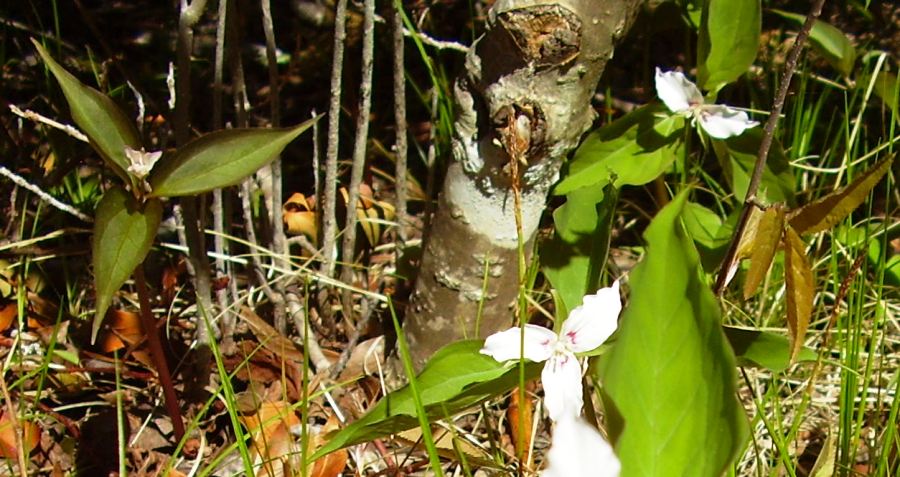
[867,71,898,125]
[784,226,814,363]
[712,128,795,205]
[92,187,162,342]
[149,118,319,197]
[554,105,683,195]
[788,157,893,235]
[32,39,141,183]
[542,184,618,315]
[600,190,748,476]
[314,340,540,460]
[771,9,857,77]
[724,326,816,372]
[698,0,761,91]
[743,204,786,299]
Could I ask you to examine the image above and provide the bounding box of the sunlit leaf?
[698,0,761,91]
[784,226,814,363]
[313,340,540,459]
[92,187,162,342]
[788,157,893,235]
[600,190,748,476]
[712,128,795,205]
[743,204,786,299]
[542,184,618,315]
[724,326,816,372]
[32,39,141,183]
[771,9,857,77]
[0,303,15,332]
[149,117,319,197]
[682,201,734,272]
[283,192,317,241]
[554,105,683,195]
[809,431,837,477]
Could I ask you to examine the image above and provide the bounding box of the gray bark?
[397,0,644,372]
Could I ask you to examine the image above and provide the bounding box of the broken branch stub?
[395,0,644,375]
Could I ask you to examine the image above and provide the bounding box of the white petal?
[561,280,621,353]
[541,352,583,421]
[542,415,621,477]
[655,68,703,113]
[697,105,759,139]
[480,325,556,363]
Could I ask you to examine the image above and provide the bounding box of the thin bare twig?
[714,0,827,295]
[340,0,377,311]
[261,0,289,333]
[320,0,350,279]
[9,104,88,142]
[392,0,410,244]
[0,165,92,222]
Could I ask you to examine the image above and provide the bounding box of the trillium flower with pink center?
[655,68,758,139]
[480,281,621,421]
[542,414,621,477]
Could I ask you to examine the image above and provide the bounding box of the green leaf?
[743,204,786,299]
[682,201,734,272]
[31,39,141,183]
[92,187,162,342]
[149,118,320,197]
[600,190,748,476]
[698,0,761,91]
[867,71,898,125]
[555,105,683,195]
[788,157,894,235]
[771,9,857,77]
[712,128,795,205]
[784,226,814,363]
[314,340,541,460]
[724,326,816,372]
[542,184,618,315]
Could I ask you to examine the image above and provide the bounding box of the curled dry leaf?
[240,400,303,477]
[340,185,396,247]
[100,309,144,353]
[284,192,318,241]
[508,386,534,463]
[0,411,41,459]
[784,226,814,363]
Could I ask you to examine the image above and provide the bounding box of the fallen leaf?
[0,411,41,459]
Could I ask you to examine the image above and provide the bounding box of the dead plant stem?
[714,0,827,295]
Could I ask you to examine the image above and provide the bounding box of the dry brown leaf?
[743,204,786,299]
[284,192,318,240]
[240,400,302,477]
[100,309,144,353]
[0,302,15,332]
[0,411,40,459]
[784,226,814,363]
[309,414,348,477]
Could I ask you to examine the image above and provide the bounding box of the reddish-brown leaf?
[784,226,815,363]
[0,411,40,459]
[0,302,15,332]
[508,386,534,463]
[744,204,786,299]
[788,157,893,235]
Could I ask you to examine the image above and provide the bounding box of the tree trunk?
[396,0,645,373]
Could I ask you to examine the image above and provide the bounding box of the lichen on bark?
[394,0,645,374]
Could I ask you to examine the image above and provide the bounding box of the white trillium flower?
[654,68,758,139]
[480,281,621,421]
[542,414,621,477]
[125,146,163,179]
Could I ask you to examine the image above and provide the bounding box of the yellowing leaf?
[283,192,317,241]
[341,185,396,247]
[788,157,893,235]
[784,226,814,363]
[99,309,144,353]
[743,204,786,299]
